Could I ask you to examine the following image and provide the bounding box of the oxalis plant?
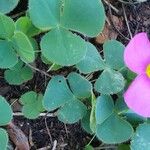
[0,0,149,149]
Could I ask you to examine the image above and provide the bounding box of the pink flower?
[124,32,150,117]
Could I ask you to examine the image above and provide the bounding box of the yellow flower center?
[146,64,150,78]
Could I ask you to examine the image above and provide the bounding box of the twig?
[108,4,130,41]
[10,99,18,106]
[26,63,52,78]
[86,134,96,146]
[13,112,56,117]
[37,146,51,150]
[29,129,34,147]
[103,0,119,13]
[52,140,57,150]
[122,4,133,39]
[44,118,53,144]
[85,73,94,80]
[118,0,142,4]
[47,63,56,72]
[11,11,26,19]
[64,124,69,138]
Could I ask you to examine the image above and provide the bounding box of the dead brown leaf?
[6,122,30,150]
[95,15,123,44]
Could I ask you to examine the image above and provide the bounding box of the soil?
[13,117,94,149]
[1,0,150,149]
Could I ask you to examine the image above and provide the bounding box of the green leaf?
[41,55,53,65]
[96,113,133,144]
[43,76,75,111]
[115,97,128,114]
[94,69,125,95]
[29,0,61,30]
[90,93,97,133]
[0,0,19,14]
[0,40,18,68]
[4,61,33,85]
[47,63,62,71]
[58,99,87,124]
[43,75,88,124]
[96,95,114,124]
[0,96,12,126]
[41,27,86,66]
[20,91,44,119]
[104,40,125,70]
[124,110,146,126]
[76,42,105,74]
[15,16,40,37]
[43,75,91,124]
[126,69,137,82]
[12,31,35,63]
[117,144,130,150]
[84,145,94,150]
[67,72,92,99]
[29,37,39,51]
[0,13,15,39]
[61,0,105,37]
[81,110,93,134]
[0,128,8,150]
[131,123,150,150]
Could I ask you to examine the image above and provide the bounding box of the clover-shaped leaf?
[96,113,133,144]
[43,76,75,111]
[29,0,105,36]
[29,0,105,65]
[96,41,125,94]
[96,95,114,125]
[0,96,12,126]
[124,110,146,126]
[58,99,87,124]
[131,123,150,150]
[40,28,86,66]
[0,13,15,39]
[103,40,125,70]
[94,69,125,95]
[76,40,125,94]
[95,95,133,144]
[15,16,40,37]
[67,72,92,99]
[0,14,35,68]
[20,91,45,119]
[4,61,33,85]
[60,0,105,37]
[0,0,19,14]
[81,110,93,134]
[0,128,8,150]
[0,40,18,69]
[76,42,105,74]
[43,73,91,123]
[29,0,61,30]
[12,31,35,63]
[115,97,128,114]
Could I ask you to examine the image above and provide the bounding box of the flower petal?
[124,32,150,74]
[124,75,150,117]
